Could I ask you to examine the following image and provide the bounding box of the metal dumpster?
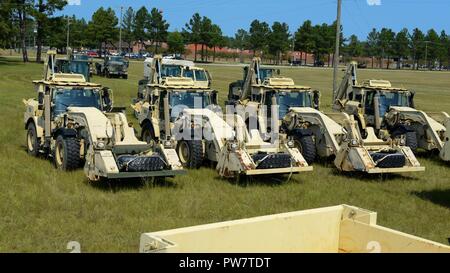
[140,205,450,253]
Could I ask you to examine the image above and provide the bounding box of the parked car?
[87,51,99,58]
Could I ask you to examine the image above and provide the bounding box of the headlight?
[164,140,173,148]
[350,139,359,146]
[287,140,295,148]
[230,142,238,151]
[96,141,105,149]
[400,138,406,145]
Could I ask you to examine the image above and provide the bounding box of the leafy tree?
[209,24,225,62]
[87,7,118,55]
[31,0,67,62]
[234,28,248,63]
[183,13,202,61]
[248,19,270,56]
[198,16,212,61]
[346,34,363,58]
[439,31,449,69]
[294,20,314,64]
[268,22,290,64]
[122,7,135,52]
[147,8,169,54]
[167,31,185,54]
[410,28,425,69]
[394,28,410,69]
[378,28,396,69]
[134,6,149,50]
[366,28,380,67]
[425,29,440,68]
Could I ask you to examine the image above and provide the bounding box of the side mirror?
[409,91,415,108]
[277,69,281,75]
[38,92,44,110]
[313,90,321,110]
[211,90,219,105]
[102,88,113,111]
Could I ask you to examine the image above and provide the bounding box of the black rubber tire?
[54,135,80,171]
[405,131,418,152]
[26,123,39,157]
[293,134,316,164]
[141,123,156,144]
[122,74,128,79]
[176,140,204,169]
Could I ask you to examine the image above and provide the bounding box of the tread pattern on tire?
[180,140,204,169]
[27,123,39,157]
[56,136,80,171]
[293,134,316,164]
[405,131,418,152]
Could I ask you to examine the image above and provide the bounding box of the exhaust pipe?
[163,96,171,137]
[374,95,381,130]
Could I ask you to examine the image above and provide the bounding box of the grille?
[252,153,293,169]
[117,155,167,172]
[370,152,406,168]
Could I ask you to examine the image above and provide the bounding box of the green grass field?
[0,56,449,252]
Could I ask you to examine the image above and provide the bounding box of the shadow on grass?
[87,177,179,192]
[412,189,450,209]
[225,174,303,188]
[0,57,26,66]
[329,168,420,182]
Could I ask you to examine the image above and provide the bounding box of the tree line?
[345,28,450,69]
[1,2,449,69]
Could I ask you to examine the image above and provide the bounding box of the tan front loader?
[284,108,425,174]
[174,108,312,178]
[66,107,185,181]
[334,115,424,173]
[441,117,450,161]
[140,204,450,253]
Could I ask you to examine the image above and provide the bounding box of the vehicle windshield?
[378,91,410,117]
[183,69,208,81]
[162,65,182,77]
[72,55,89,61]
[276,91,312,117]
[109,56,125,62]
[258,68,274,81]
[53,88,101,115]
[170,91,211,109]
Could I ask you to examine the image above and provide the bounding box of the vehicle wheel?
[141,123,156,144]
[405,131,418,152]
[54,135,80,171]
[105,71,110,78]
[176,140,203,169]
[26,123,40,157]
[293,134,316,164]
[122,74,128,79]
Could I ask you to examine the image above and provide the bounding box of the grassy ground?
[0,57,449,253]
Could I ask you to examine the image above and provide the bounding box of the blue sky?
[62,0,450,39]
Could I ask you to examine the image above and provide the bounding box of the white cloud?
[367,0,381,6]
[68,0,81,5]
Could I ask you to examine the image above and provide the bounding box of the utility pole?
[66,16,71,54]
[119,6,123,54]
[332,0,342,104]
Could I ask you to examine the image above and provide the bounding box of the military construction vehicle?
[227,57,425,173]
[95,55,129,79]
[138,57,211,99]
[53,52,92,81]
[24,51,185,181]
[334,61,450,162]
[133,57,312,178]
[140,204,450,253]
